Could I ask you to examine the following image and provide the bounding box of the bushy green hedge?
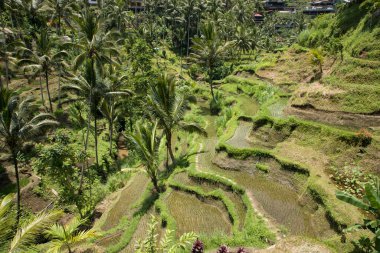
[187,169,245,195]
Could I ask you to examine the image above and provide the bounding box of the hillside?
[1,0,380,253]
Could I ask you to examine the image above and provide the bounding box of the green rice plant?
[106,184,158,253]
[255,163,269,173]
[168,182,240,233]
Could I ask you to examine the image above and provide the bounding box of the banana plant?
[135,215,196,253]
[336,180,380,251]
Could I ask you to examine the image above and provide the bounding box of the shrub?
[189,64,202,80]
[210,92,223,115]
[355,128,372,146]
[212,63,234,81]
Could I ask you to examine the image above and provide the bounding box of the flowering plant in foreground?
[192,238,204,253]
[191,239,248,253]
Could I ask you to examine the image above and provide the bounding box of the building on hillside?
[88,0,97,5]
[303,0,337,15]
[253,13,265,23]
[310,0,336,6]
[129,0,145,12]
[303,5,335,15]
[264,0,286,11]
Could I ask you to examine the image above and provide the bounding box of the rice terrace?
[0,0,380,252]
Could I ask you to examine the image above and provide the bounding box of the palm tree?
[128,120,162,192]
[70,10,119,78]
[0,194,15,251]
[0,194,63,253]
[39,0,78,35]
[18,29,69,112]
[181,0,201,56]
[234,26,257,58]
[148,74,206,167]
[0,88,58,225]
[190,21,233,100]
[46,217,97,253]
[0,38,19,89]
[100,71,132,157]
[63,63,106,190]
[9,211,63,253]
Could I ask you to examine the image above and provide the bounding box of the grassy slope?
[254,3,380,114]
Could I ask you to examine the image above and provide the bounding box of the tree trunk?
[57,13,61,35]
[57,67,62,109]
[209,81,215,100]
[166,130,175,166]
[109,119,113,157]
[78,114,91,194]
[12,150,21,228]
[186,15,190,56]
[94,115,99,169]
[151,175,160,193]
[39,75,46,108]
[5,59,9,88]
[208,68,215,100]
[45,70,53,113]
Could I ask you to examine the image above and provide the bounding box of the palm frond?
[10,210,63,253]
[179,123,207,136]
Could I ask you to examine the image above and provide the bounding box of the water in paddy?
[267,97,288,118]
[199,99,334,238]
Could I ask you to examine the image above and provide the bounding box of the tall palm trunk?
[109,104,114,157]
[5,60,9,88]
[78,112,91,194]
[57,66,62,108]
[151,174,160,193]
[57,11,62,35]
[94,114,99,169]
[109,120,113,157]
[39,75,46,108]
[45,70,53,113]
[11,149,21,228]
[186,15,190,56]
[166,130,175,166]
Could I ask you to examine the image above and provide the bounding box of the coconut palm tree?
[190,21,233,100]
[18,29,69,112]
[0,88,58,226]
[0,38,19,89]
[63,62,106,191]
[234,26,257,58]
[148,74,206,167]
[39,0,78,35]
[0,193,63,252]
[46,217,97,253]
[0,193,15,251]
[128,120,162,192]
[8,211,63,253]
[69,10,119,78]
[99,73,132,157]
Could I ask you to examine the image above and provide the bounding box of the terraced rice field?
[165,190,232,236]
